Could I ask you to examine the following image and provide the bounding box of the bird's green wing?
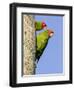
[36,30,49,60]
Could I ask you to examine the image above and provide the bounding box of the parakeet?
[35,21,47,30]
[36,30,54,63]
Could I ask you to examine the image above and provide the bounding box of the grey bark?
[23,15,36,75]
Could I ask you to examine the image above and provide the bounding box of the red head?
[48,29,54,37]
[42,22,47,29]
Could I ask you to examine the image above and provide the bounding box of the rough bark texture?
[23,15,36,75]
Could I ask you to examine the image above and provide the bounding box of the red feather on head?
[42,22,47,28]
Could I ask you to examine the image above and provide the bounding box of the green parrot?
[36,29,54,63]
[35,21,47,30]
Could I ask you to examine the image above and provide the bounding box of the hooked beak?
[50,32,54,37]
[48,29,54,37]
[43,26,47,30]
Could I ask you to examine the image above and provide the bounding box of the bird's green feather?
[36,30,49,60]
[35,22,42,30]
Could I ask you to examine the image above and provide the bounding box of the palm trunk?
[22,15,36,75]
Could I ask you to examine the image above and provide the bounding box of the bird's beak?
[48,30,54,37]
[50,32,54,37]
[43,26,47,30]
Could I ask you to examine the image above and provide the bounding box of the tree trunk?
[22,15,36,75]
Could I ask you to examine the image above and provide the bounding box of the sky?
[35,15,63,74]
